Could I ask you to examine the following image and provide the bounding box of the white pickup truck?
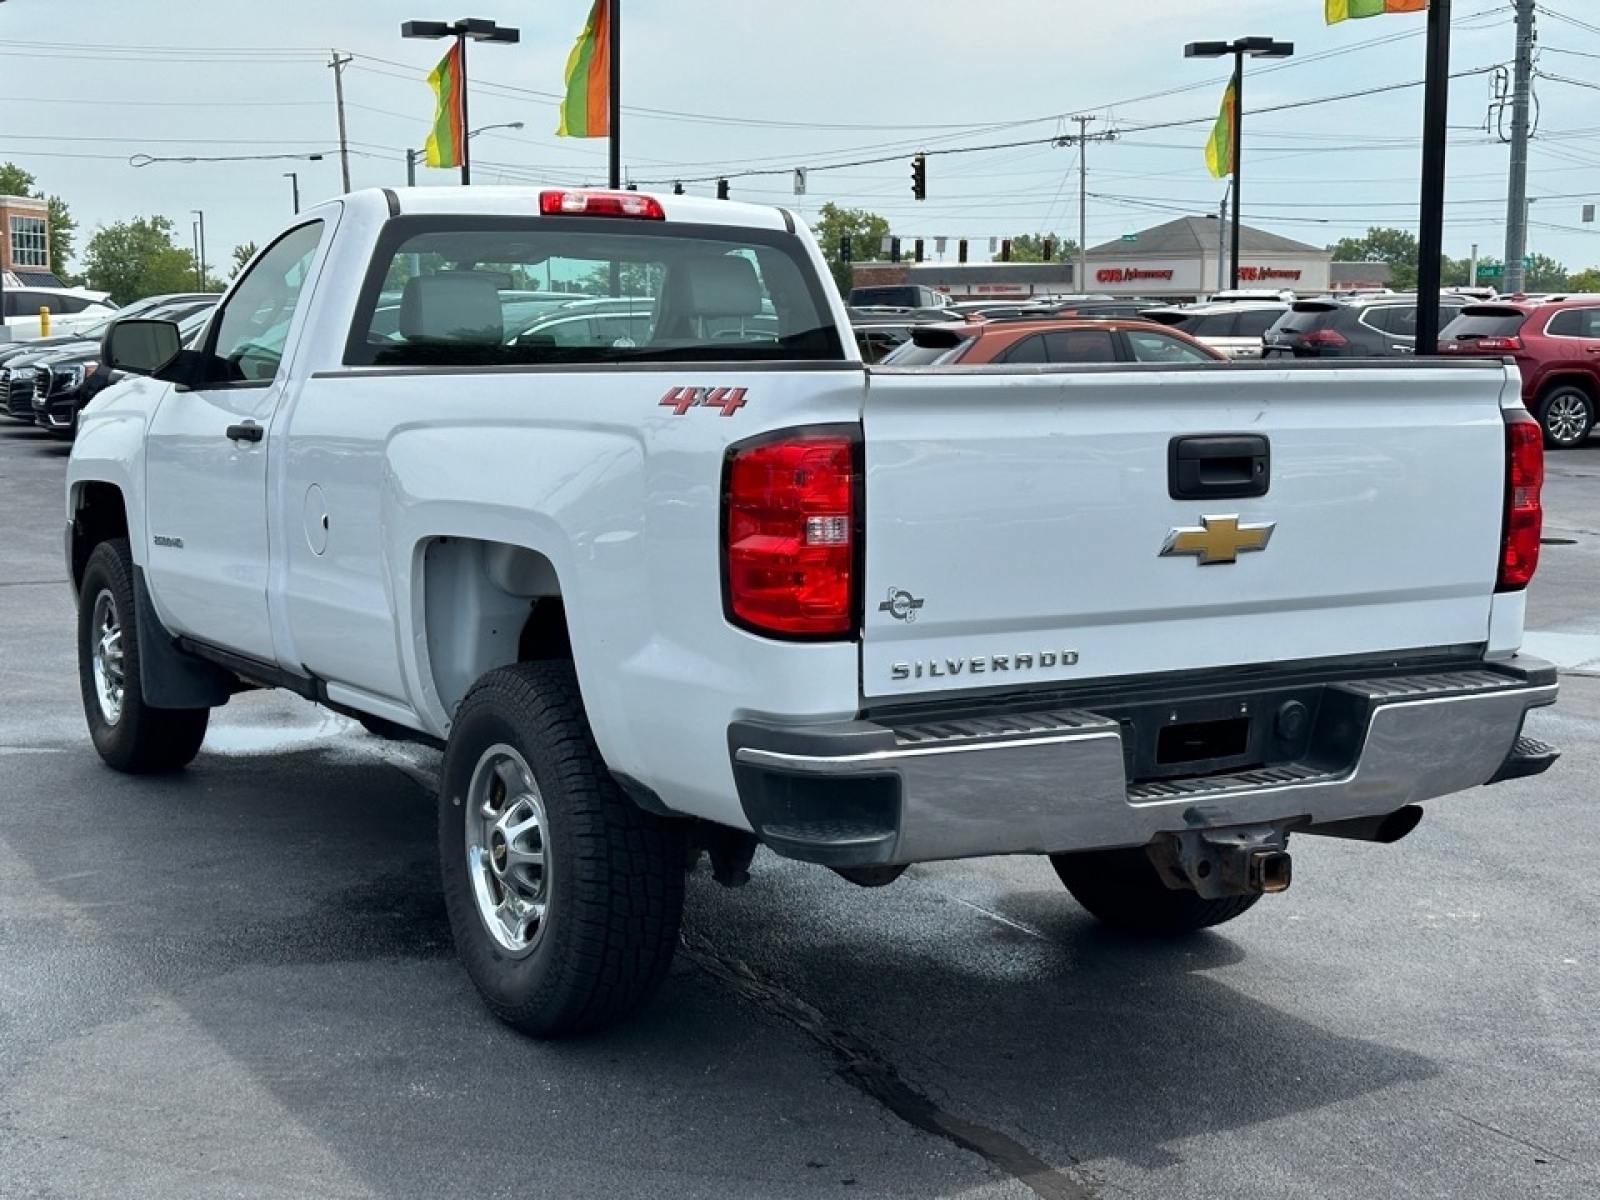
[67,187,1558,1037]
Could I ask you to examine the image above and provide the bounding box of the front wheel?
[1050,847,1261,937]
[1536,385,1595,449]
[77,538,209,773]
[438,662,686,1037]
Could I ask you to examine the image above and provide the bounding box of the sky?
[1,0,1597,279]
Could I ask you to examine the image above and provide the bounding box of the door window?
[1123,329,1214,364]
[206,221,324,383]
[997,334,1049,363]
[1234,309,1282,337]
[1546,307,1600,339]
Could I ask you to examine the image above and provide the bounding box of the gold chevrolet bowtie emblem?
[1160,515,1275,565]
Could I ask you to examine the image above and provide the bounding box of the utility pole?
[1058,116,1116,295]
[1218,180,1232,292]
[330,51,354,194]
[1502,0,1536,295]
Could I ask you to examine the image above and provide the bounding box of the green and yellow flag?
[558,0,611,138]
[1204,79,1236,179]
[1327,0,1427,22]
[424,43,464,168]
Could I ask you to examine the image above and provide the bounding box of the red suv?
[1439,298,1600,448]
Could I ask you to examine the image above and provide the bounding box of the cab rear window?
[344,216,845,367]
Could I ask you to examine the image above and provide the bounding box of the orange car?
[878,315,1226,366]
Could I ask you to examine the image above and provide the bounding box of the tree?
[1523,253,1568,292]
[231,241,259,278]
[1327,227,1420,291]
[81,216,203,304]
[1002,233,1078,264]
[811,203,891,297]
[0,161,79,280]
[1566,267,1600,293]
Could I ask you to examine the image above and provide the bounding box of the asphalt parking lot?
[1,418,1596,1200]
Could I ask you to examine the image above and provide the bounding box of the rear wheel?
[1536,385,1595,449]
[77,538,209,773]
[1050,847,1261,937]
[438,662,686,1037]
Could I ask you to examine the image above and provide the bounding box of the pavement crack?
[0,578,68,588]
[1448,1110,1577,1166]
[679,930,1100,1200]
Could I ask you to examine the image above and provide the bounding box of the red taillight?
[1475,336,1523,352]
[538,189,666,219]
[1297,328,1349,347]
[724,431,859,638]
[1499,408,1543,591]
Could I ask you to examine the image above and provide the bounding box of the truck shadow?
[681,854,1439,1173]
[2,740,1436,1194]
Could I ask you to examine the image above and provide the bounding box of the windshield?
[345,217,844,367]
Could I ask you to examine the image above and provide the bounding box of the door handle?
[1169,435,1270,500]
[226,422,264,443]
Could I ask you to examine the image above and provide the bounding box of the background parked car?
[1262,294,1471,359]
[27,300,219,439]
[878,315,1225,366]
[0,286,117,342]
[847,284,952,309]
[1439,297,1600,449]
[0,292,216,369]
[1141,301,1288,359]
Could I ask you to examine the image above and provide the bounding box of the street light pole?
[402,18,520,187]
[1185,36,1294,291]
[284,172,300,214]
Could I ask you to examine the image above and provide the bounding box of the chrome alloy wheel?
[89,587,126,726]
[1545,392,1591,445]
[465,743,551,958]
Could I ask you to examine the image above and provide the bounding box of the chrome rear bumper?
[729,657,1558,867]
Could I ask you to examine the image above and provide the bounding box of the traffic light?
[673,181,685,195]
[839,235,852,263]
[914,238,924,263]
[716,178,729,200]
[1001,239,1012,263]
[958,239,968,264]
[910,153,927,201]
[1042,238,1055,261]
[890,237,902,264]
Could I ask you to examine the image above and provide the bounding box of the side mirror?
[104,319,181,376]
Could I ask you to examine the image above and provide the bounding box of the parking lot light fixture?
[1185,36,1294,290]
[402,17,521,186]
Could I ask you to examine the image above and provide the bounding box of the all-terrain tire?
[77,538,209,774]
[1050,847,1261,937]
[438,661,686,1038]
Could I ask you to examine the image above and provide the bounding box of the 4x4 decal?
[660,386,748,416]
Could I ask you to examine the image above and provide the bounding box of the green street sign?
[1478,264,1503,278]
[1120,234,1139,243]
[1522,255,1534,269]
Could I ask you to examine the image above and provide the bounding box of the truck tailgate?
[861,363,1512,701]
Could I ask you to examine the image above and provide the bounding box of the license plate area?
[1111,686,1326,782]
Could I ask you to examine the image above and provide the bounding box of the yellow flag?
[1204,79,1236,179]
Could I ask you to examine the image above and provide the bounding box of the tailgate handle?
[1168,435,1269,500]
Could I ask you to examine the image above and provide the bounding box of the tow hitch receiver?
[1146,825,1293,900]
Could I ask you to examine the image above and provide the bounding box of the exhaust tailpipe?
[1301,805,1424,845]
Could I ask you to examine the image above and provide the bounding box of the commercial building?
[0,194,62,287]
[849,216,1335,302]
